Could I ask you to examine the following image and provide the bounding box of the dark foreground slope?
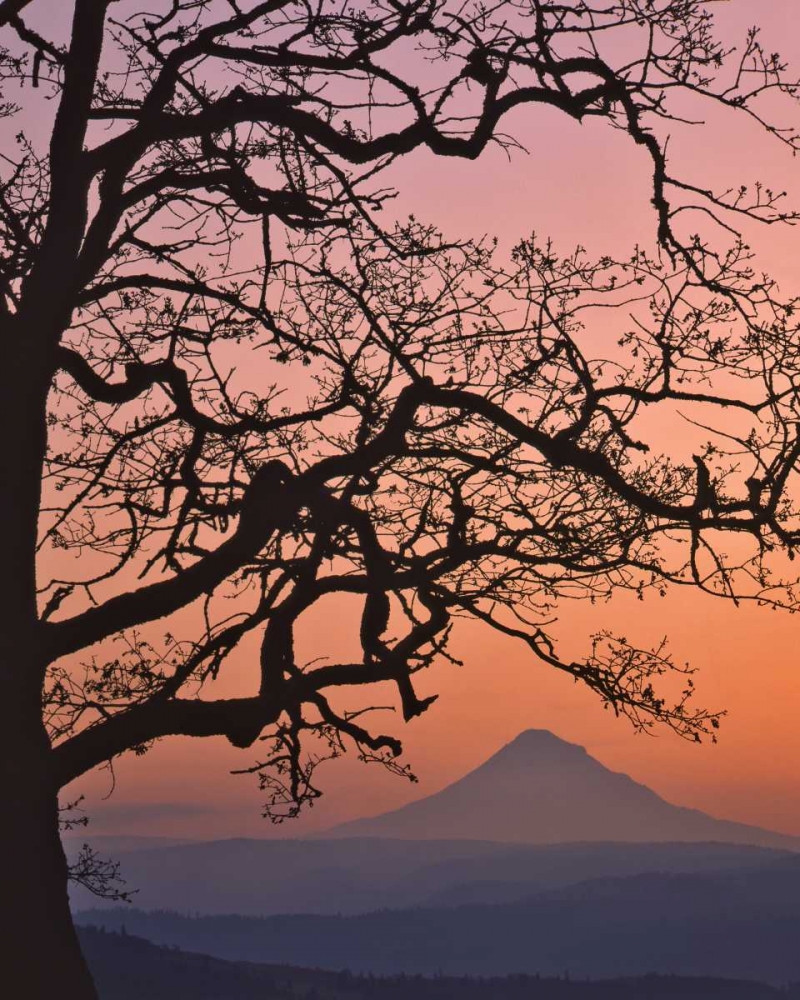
[77,854,800,983]
[79,927,795,1000]
[328,731,800,849]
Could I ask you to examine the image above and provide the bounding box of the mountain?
[79,926,792,1000]
[68,837,790,915]
[77,854,800,982]
[327,729,800,848]
[68,730,799,915]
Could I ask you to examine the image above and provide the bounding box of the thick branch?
[88,82,589,178]
[56,347,349,434]
[53,693,284,787]
[45,461,294,660]
[0,0,33,28]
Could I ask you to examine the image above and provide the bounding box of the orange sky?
[63,2,800,842]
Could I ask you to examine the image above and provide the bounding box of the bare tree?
[1,1,799,995]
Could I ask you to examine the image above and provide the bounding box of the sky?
[57,1,800,843]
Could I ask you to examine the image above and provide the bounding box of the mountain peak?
[491,729,588,762]
[326,728,798,849]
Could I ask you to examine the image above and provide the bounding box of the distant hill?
[77,853,800,983]
[67,837,791,915]
[327,730,800,849]
[79,926,796,1000]
[64,835,198,854]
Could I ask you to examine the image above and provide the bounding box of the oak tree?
[0,1,799,996]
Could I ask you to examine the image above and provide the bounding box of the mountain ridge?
[72,837,793,915]
[76,854,800,982]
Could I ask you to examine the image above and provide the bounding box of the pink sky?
[62,2,800,842]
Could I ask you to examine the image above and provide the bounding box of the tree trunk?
[0,342,97,996]
[0,697,98,1000]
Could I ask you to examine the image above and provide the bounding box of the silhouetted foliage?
[2,1,800,996]
[60,796,136,901]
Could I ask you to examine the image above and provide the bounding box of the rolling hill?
[77,853,800,983]
[68,837,792,915]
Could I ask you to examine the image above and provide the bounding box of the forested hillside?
[80,927,797,1000]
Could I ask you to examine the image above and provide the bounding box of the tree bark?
[0,693,98,999]
[0,339,97,996]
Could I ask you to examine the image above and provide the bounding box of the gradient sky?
[64,2,800,842]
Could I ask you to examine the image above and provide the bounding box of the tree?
[1,1,799,995]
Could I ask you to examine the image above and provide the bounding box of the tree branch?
[45,460,294,660]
